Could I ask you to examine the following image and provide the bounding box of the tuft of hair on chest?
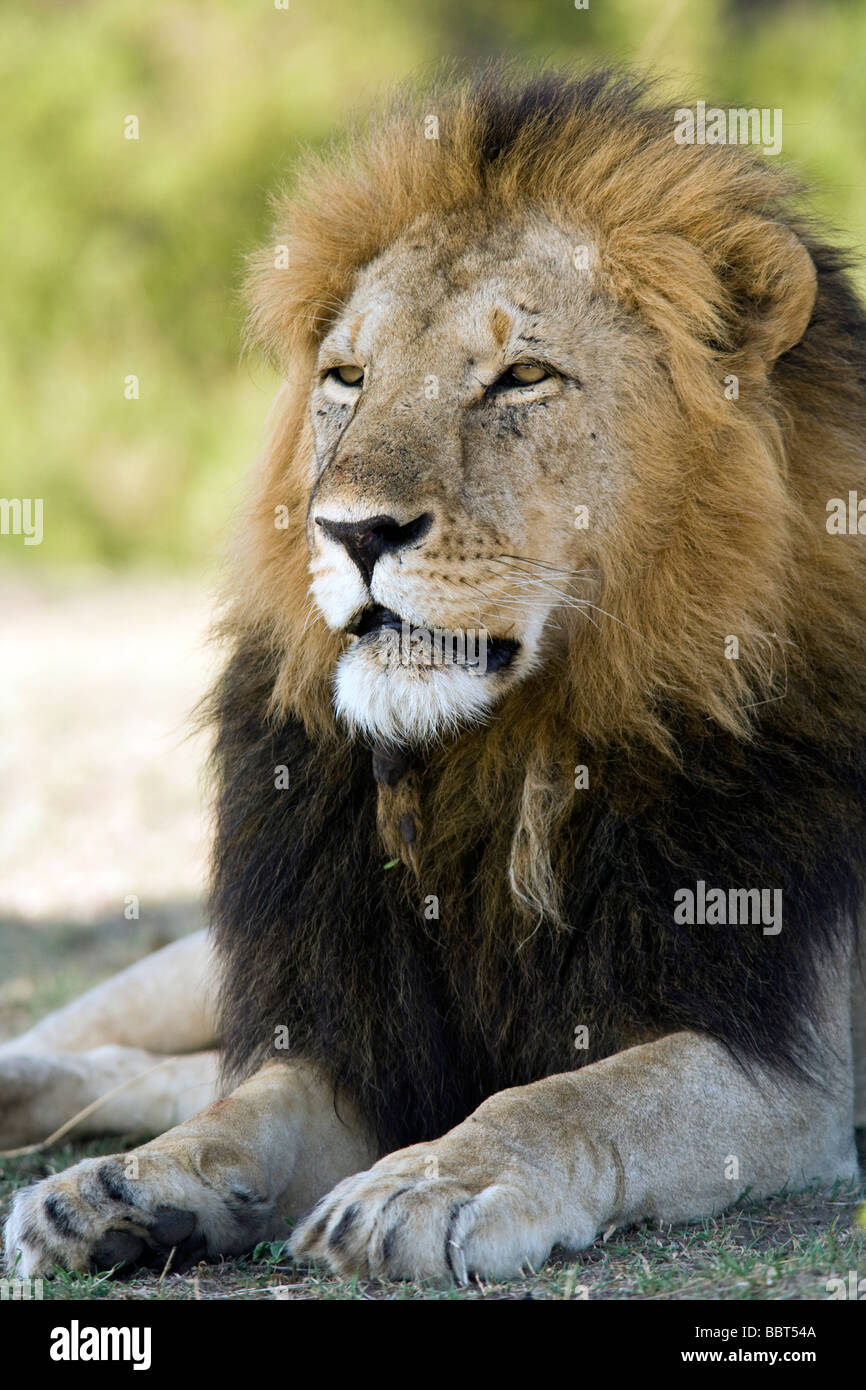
[371,742,423,874]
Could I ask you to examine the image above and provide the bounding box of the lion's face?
[305,209,665,746]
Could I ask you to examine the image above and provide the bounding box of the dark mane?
[209,640,866,1153]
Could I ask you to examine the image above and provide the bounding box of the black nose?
[315,512,433,585]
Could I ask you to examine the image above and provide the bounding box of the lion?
[4,68,866,1284]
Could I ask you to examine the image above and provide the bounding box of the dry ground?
[1,573,864,1300]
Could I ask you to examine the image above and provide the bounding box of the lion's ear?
[726,220,817,365]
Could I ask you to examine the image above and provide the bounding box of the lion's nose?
[315,512,433,586]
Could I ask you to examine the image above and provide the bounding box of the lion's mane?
[208,70,866,1152]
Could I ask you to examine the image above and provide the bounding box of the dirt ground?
[1,572,864,1300]
[0,571,214,929]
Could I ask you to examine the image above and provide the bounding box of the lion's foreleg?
[290,1020,857,1281]
[4,1059,376,1276]
[473,1029,857,1241]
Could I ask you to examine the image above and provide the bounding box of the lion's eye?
[490,363,552,393]
[329,364,364,387]
[508,363,549,384]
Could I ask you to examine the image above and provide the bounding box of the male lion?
[4,70,866,1283]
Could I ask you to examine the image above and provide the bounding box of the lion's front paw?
[4,1144,272,1278]
[289,1137,559,1283]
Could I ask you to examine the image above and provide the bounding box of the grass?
[1,1136,864,1300]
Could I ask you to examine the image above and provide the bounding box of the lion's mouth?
[345,603,519,674]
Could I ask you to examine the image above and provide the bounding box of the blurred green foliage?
[2,0,864,567]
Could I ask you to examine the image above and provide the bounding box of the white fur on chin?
[334,642,501,747]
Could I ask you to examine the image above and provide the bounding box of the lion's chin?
[333,641,506,747]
